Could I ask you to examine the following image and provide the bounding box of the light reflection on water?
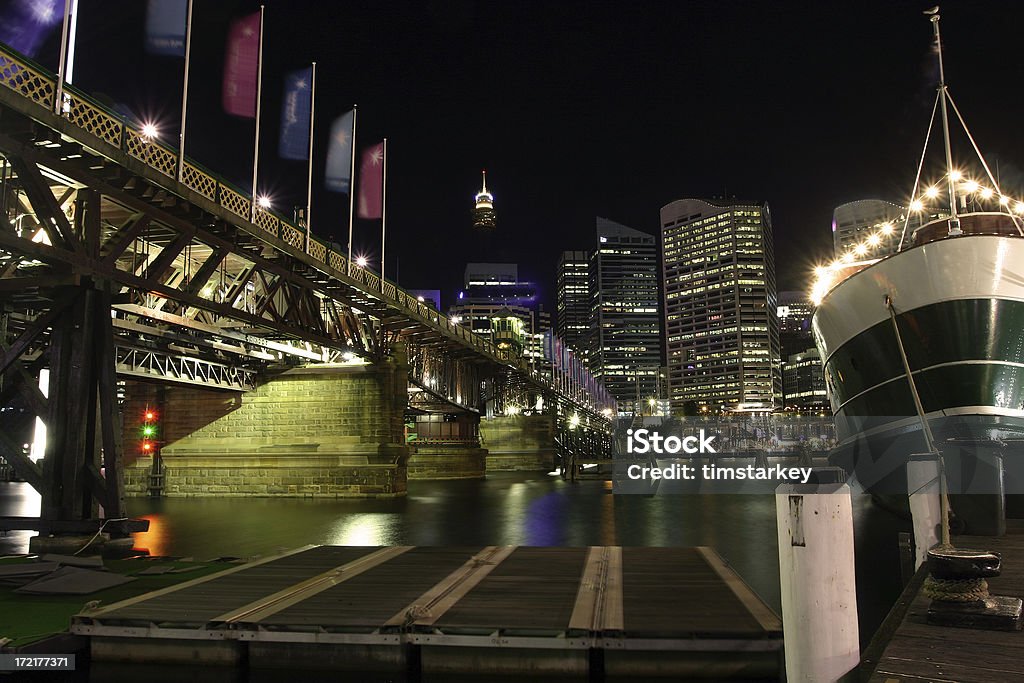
[1,472,909,642]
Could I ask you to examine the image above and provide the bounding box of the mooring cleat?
[927,547,1001,580]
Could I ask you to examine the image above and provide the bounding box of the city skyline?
[24,0,1024,308]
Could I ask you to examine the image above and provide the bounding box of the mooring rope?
[922,575,990,602]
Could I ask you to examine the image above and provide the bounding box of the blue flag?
[279,67,313,160]
[145,0,188,57]
[0,0,63,58]
[325,110,354,193]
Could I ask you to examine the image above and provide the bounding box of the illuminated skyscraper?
[831,199,906,258]
[472,170,496,230]
[590,218,661,415]
[776,291,826,409]
[556,250,591,355]
[661,198,781,413]
[448,263,549,366]
[776,290,814,360]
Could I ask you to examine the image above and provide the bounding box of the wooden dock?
[864,523,1024,682]
[70,545,782,679]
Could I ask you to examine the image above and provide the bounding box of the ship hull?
[813,234,1024,520]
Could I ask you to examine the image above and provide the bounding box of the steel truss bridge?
[0,43,611,527]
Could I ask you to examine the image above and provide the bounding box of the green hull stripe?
[824,298,1024,407]
[836,362,1024,417]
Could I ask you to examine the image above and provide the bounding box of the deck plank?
[866,525,1024,682]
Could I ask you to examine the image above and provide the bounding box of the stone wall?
[480,414,556,472]
[407,444,487,480]
[122,360,409,498]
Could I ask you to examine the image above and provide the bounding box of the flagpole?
[347,104,358,275]
[381,137,388,279]
[176,0,194,183]
[304,61,316,253]
[249,5,265,224]
[66,0,79,82]
[54,0,71,114]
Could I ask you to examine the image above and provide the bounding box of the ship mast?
[929,7,961,236]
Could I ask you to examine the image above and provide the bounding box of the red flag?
[222,12,261,118]
[357,142,384,219]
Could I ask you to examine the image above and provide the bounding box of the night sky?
[9,0,1024,309]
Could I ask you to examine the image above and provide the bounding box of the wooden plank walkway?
[70,545,782,679]
[865,524,1024,682]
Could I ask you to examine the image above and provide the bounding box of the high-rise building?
[556,250,591,355]
[472,170,496,231]
[661,198,781,413]
[776,291,815,360]
[449,263,547,366]
[776,292,826,410]
[832,199,906,258]
[590,217,661,415]
[782,348,828,410]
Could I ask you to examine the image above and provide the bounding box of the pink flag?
[222,12,261,118]
[357,142,385,219]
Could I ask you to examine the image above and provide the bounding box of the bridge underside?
[0,45,611,516]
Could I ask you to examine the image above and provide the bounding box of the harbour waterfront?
[1,470,910,647]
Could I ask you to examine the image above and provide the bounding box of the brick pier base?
[123,361,409,498]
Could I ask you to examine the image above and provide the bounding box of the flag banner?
[357,141,384,219]
[0,0,63,58]
[145,0,187,56]
[222,11,260,118]
[324,110,354,193]
[279,66,312,160]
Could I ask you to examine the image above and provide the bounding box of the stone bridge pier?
[480,414,558,472]
[122,357,409,499]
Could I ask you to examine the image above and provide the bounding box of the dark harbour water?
[1,471,911,680]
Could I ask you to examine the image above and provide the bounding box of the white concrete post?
[776,481,859,682]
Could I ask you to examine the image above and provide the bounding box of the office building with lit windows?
[776,290,827,408]
[782,347,828,410]
[776,290,815,360]
[590,217,661,415]
[661,198,781,413]
[556,250,591,355]
[448,263,550,366]
[832,199,907,258]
